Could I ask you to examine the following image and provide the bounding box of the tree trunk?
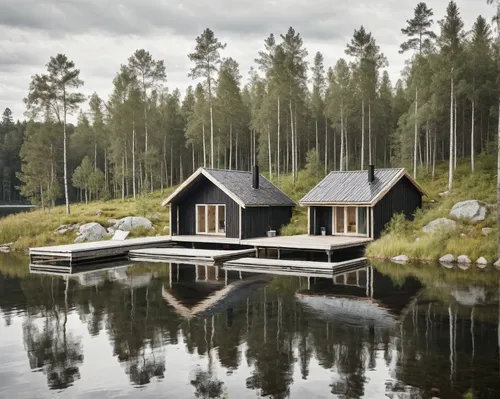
[315,117,319,159]
[454,95,458,170]
[361,97,365,170]
[290,100,295,182]
[229,123,233,171]
[368,100,372,165]
[122,155,125,200]
[132,118,137,199]
[340,103,344,172]
[448,72,454,192]
[432,129,437,180]
[325,116,328,175]
[63,103,70,214]
[277,96,280,183]
[202,123,207,168]
[268,124,272,180]
[414,87,418,180]
[426,120,430,172]
[210,104,214,168]
[235,128,239,170]
[471,98,475,172]
[497,99,500,258]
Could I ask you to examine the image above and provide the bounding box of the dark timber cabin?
[300,166,425,240]
[162,166,296,240]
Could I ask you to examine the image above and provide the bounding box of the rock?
[0,242,14,247]
[439,254,455,264]
[423,218,457,233]
[152,213,161,220]
[107,227,116,234]
[460,233,466,237]
[494,259,500,268]
[57,228,69,235]
[415,237,420,242]
[75,222,107,242]
[482,227,493,236]
[391,255,409,264]
[457,255,472,264]
[438,191,449,197]
[108,218,119,226]
[0,247,10,253]
[449,200,487,222]
[476,257,489,265]
[96,210,103,216]
[430,199,436,203]
[74,235,86,243]
[115,216,153,231]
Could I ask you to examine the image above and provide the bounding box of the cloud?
[0,0,495,121]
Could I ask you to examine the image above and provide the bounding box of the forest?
[0,1,499,214]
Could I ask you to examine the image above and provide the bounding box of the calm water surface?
[1,253,500,398]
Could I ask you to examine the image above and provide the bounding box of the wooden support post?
[327,250,332,263]
[277,248,281,259]
[255,247,259,258]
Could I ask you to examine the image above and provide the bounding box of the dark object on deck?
[300,167,425,240]
[162,167,295,240]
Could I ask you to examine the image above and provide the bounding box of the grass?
[367,151,498,262]
[0,188,175,252]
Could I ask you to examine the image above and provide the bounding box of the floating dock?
[29,236,172,271]
[129,247,255,264]
[223,257,368,276]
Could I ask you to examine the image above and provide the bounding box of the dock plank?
[129,247,255,263]
[240,234,372,251]
[224,257,368,274]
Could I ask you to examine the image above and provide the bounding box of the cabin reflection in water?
[162,263,271,320]
[296,265,423,330]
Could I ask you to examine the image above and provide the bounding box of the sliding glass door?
[332,206,370,237]
[196,204,226,235]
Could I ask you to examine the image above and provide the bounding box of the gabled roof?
[162,167,296,208]
[300,168,425,206]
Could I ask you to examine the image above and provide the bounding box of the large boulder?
[449,200,487,222]
[115,216,153,231]
[439,254,455,264]
[457,255,472,265]
[75,222,107,242]
[423,218,457,233]
[482,227,493,236]
[476,257,489,266]
[391,255,409,264]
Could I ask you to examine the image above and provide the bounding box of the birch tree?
[24,54,85,214]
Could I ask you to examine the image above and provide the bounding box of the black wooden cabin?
[162,167,295,240]
[300,166,425,240]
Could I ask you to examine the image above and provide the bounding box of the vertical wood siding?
[241,206,293,239]
[373,176,422,239]
[174,175,240,238]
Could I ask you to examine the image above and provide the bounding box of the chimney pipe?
[252,165,259,189]
[368,164,375,183]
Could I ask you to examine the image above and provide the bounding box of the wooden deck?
[129,247,255,264]
[240,234,372,251]
[223,257,368,275]
[29,236,172,270]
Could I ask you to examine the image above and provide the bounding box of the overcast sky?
[0,0,494,122]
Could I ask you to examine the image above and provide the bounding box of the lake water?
[1,253,500,398]
[0,205,36,219]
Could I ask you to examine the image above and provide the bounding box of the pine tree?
[188,29,226,169]
[24,54,85,214]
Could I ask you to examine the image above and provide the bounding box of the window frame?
[332,205,370,237]
[195,204,226,236]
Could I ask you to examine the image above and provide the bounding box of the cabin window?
[196,204,226,235]
[335,207,345,233]
[358,207,367,235]
[333,206,369,236]
[347,207,357,233]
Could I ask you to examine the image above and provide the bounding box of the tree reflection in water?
[0,260,499,398]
